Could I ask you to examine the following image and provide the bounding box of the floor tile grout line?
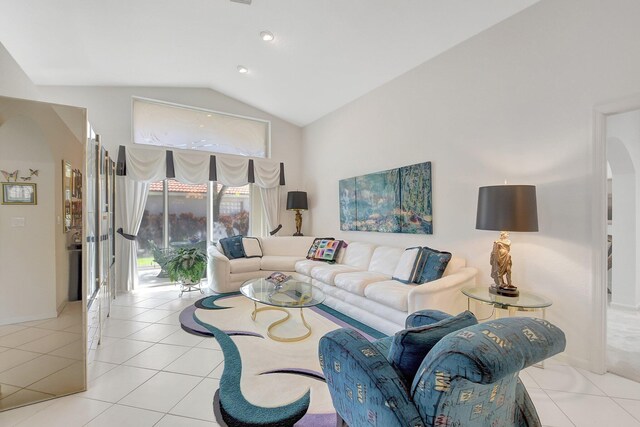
[538,387,578,427]
[611,396,640,423]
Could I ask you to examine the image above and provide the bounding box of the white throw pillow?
[392,247,422,284]
[242,237,263,258]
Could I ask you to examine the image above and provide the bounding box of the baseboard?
[609,301,640,311]
[57,299,68,315]
[556,352,593,372]
[0,311,58,326]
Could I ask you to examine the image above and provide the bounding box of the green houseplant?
[165,247,208,284]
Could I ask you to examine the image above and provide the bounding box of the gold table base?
[251,301,312,342]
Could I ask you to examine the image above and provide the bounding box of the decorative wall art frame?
[339,161,432,234]
[2,182,37,205]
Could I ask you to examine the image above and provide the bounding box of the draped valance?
[116,145,285,187]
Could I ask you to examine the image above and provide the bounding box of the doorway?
[605,109,640,382]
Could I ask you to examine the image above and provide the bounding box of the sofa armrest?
[207,246,231,293]
[407,267,477,314]
[319,329,424,427]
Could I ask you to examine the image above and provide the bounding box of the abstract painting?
[339,161,432,234]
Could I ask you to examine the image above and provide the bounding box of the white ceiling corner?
[0,0,539,126]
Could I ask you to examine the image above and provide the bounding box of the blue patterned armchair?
[319,311,566,427]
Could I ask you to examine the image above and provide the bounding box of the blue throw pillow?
[414,246,452,284]
[219,235,246,259]
[388,310,477,385]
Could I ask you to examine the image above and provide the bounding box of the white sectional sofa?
[207,237,477,335]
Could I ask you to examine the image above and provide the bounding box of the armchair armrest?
[207,245,231,292]
[319,329,425,427]
[408,267,477,314]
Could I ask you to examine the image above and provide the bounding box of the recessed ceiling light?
[260,31,274,42]
[237,65,249,74]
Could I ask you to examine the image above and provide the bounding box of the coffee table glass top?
[462,286,552,309]
[240,278,325,308]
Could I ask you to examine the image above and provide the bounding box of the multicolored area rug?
[179,293,386,427]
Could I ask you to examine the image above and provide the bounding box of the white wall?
[0,115,56,323]
[37,86,304,236]
[0,97,85,323]
[302,0,640,368]
[607,110,640,309]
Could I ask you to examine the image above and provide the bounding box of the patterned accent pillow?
[388,310,477,385]
[310,239,344,263]
[414,247,452,284]
[242,237,263,258]
[219,235,246,259]
[392,247,423,284]
[306,237,335,259]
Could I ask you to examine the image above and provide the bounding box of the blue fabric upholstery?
[411,317,565,426]
[319,310,566,427]
[219,235,245,259]
[415,247,451,284]
[319,328,426,427]
[388,311,477,385]
[405,309,452,328]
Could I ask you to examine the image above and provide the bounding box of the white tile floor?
[1,284,640,426]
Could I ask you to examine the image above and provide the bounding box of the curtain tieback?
[269,224,282,236]
[117,228,137,241]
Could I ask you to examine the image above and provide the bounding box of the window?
[132,98,269,157]
[132,98,269,283]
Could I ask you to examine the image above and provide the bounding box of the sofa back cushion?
[368,246,404,276]
[340,241,377,269]
[414,247,452,284]
[259,236,316,257]
[444,257,465,276]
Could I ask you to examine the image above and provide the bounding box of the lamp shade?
[476,185,538,232]
[286,191,308,210]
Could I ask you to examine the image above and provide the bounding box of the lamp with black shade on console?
[476,185,538,297]
[286,191,308,236]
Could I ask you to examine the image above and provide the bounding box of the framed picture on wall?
[2,182,37,205]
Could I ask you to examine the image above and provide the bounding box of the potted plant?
[165,247,208,294]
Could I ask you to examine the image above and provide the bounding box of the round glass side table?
[462,286,552,319]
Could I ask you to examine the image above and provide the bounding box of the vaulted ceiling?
[0,0,539,126]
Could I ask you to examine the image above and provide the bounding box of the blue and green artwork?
[339,162,432,234]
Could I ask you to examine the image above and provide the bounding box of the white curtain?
[259,186,281,235]
[173,151,209,184]
[116,145,284,290]
[115,176,150,292]
[216,156,250,187]
[125,146,166,182]
[253,159,282,188]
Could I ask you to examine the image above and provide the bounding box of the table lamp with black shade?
[476,185,538,297]
[287,191,308,236]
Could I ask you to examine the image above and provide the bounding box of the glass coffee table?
[240,278,326,342]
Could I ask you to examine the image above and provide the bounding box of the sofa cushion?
[229,257,261,274]
[260,255,304,272]
[392,247,422,283]
[242,237,263,258]
[364,280,415,312]
[388,311,478,385]
[295,259,326,275]
[415,247,452,284]
[310,264,361,285]
[341,242,377,269]
[334,271,391,296]
[309,239,344,263]
[368,246,404,276]
[219,236,245,259]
